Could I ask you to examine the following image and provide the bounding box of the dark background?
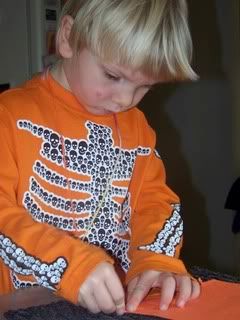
[140,0,239,274]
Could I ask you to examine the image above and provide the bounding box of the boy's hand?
[78,262,125,315]
[127,270,200,312]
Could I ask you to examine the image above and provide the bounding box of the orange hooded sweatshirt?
[0,73,187,304]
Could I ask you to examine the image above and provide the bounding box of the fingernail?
[177,301,185,308]
[127,304,136,312]
[116,309,125,316]
[160,304,168,311]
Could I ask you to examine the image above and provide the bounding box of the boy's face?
[59,48,157,115]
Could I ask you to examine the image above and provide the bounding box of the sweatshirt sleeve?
[126,126,188,284]
[0,105,113,303]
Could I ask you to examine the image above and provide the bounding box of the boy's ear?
[57,15,74,59]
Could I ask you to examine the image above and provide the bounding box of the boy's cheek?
[96,90,103,98]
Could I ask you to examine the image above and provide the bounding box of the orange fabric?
[134,279,240,320]
[0,73,187,304]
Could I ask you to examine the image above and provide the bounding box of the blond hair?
[59,0,197,81]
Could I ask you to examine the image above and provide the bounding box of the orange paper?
[134,280,240,320]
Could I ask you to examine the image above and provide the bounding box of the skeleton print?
[16,119,180,275]
[17,120,152,272]
[0,233,68,290]
[138,204,183,257]
[10,270,38,289]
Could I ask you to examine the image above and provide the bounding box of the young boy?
[0,0,200,315]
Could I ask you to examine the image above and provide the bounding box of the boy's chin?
[84,105,114,115]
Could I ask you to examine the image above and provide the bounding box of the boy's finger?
[80,289,101,314]
[190,279,201,300]
[114,297,126,315]
[105,272,125,315]
[94,282,116,314]
[126,276,152,312]
[127,276,139,299]
[175,276,191,308]
[159,275,176,310]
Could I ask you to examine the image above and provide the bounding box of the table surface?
[1,267,239,320]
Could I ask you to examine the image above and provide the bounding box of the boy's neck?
[50,60,71,92]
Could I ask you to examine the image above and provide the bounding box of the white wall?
[0,0,61,87]
[0,0,30,87]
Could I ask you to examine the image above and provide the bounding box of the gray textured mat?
[4,301,168,320]
[189,266,240,283]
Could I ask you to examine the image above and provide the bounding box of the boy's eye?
[104,71,120,81]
